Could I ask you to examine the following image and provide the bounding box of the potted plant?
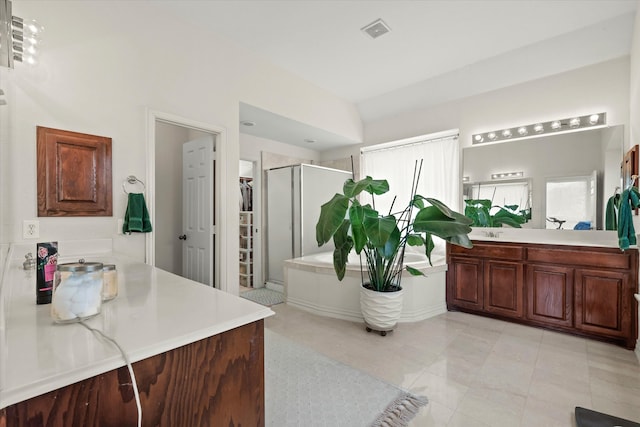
[463,199,529,228]
[315,164,473,335]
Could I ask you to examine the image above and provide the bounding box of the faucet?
[23,252,36,270]
[484,231,503,238]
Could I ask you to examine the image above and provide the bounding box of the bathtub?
[283,250,448,324]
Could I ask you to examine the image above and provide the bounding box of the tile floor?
[265,304,640,426]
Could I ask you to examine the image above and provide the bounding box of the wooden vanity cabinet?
[447,241,638,349]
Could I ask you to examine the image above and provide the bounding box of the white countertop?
[468,227,626,248]
[0,246,273,409]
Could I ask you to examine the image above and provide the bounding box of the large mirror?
[463,125,623,229]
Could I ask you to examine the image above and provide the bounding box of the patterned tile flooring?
[265,304,640,426]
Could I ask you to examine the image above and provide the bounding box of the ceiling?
[162,0,638,151]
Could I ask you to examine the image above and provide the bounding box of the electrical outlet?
[23,220,40,239]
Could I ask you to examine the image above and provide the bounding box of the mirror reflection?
[463,125,623,229]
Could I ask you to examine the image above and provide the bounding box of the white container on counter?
[102,264,118,301]
[51,261,103,323]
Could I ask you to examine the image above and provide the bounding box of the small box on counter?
[36,241,58,305]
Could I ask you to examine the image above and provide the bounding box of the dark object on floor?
[575,407,640,427]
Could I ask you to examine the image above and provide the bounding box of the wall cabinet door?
[525,264,574,327]
[37,126,112,217]
[447,257,483,311]
[484,260,523,318]
[574,268,631,339]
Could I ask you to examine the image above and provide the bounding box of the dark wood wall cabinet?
[447,241,639,349]
[37,126,113,217]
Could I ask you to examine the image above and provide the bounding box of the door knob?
[178,234,187,240]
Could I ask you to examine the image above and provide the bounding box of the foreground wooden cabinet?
[0,321,265,427]
[447,241,638,349]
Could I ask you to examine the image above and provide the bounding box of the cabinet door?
[525,264,574,327]
[574,269,632,339]
[37,126,112,216]
[483,260,523,318]
[447,257,483,311]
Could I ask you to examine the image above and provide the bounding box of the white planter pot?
[360,283,405,332]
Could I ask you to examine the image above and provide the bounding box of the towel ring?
[122,175,145,194]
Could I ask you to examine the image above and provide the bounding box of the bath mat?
[241,287,285,306]
[265,329,428,426]
[575,407,640,427]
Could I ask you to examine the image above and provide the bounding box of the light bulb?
[23,44,36,55]
[24,20,44,36]
[533,123,544,133]
[551,121,562,130]
[589,114,599,125]
[569,118,580,128]
[474,134,484,143]
[502,129,512,138]
[517,127,528,136]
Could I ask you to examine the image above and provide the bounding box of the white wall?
[0,2,362,295]
[240,133,321,163]
[322,57,631,186]
[364,57,630,149]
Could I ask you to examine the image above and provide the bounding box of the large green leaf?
[423,233,435,261]
[363,214,397,248]
[406,265,425,276]
[380,226,401,258]
[413,206,472,238]
[411,195,426,209]
[349,201,379,253]
[465,199,492,209]
[406,233,424,247]
[343,176,389,198]
[464,203,490,227]
[332,220,353,281]
[492,206,525,228]
[428,198,474,225]
[316,193,349,246]
[365,179,390,196]
[447,233,473,249]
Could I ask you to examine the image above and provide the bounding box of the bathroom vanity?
[0,243,273,426]
[446,237,638,349]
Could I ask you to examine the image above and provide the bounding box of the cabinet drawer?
[449,243,524,261]
[527,248,631,270]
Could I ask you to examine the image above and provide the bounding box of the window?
[361,130,459,251]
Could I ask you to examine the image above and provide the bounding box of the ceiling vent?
[361,18,391,39]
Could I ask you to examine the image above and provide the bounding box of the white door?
[182,136,215,286]
[266,167,293,284]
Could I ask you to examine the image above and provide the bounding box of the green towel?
[605,194,619,231]
[123,193,152,234]
[617,188,639,250]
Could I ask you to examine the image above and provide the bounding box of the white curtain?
[361,133,459,253]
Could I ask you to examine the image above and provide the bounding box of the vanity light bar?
[491,171,524,180]
[472,112,606,145]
